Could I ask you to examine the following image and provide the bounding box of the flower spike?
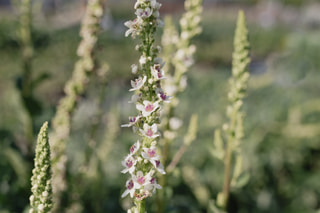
[122,0,168,212]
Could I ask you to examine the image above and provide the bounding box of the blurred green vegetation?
[0,1,320,213]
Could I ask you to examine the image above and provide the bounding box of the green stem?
[20,0,35,151]
[221,136,232,209]
[136,199,146,213]
[221,108,237,209]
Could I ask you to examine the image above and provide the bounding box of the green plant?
[210,10,251,212]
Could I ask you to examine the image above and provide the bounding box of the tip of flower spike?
[40,121,49,132]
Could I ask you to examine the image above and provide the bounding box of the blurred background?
[0,0,320,212]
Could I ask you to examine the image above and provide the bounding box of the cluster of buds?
[121,0,168,211]
[29,122,52,213]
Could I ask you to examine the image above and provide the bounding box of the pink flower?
[121,154,137,174]
[151,64,166,80]
[129,76,147,91]
[133,171,151,189]
[139,124,159,138]
[145,177,162,193]
[151,160,166,174]
[136,100,159,117]
[130,140,140,155]
[135,7,153,19]
[141,145,160,163]
[121,179,137,198]
[156,88,171,102]
[121,116,141,128]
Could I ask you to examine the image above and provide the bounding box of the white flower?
[141,145,159,163]
[150,0,161,10]
[181,31,190,40]
[128,208,139,213]
[124,18,142,38]
[129,76,147,91]
[121,179,136,198]
[140,123,159,138]
[139,55,147,65]
[156,88,171,102]
[121,154,137,174]
[179,75,188,90]
[130,140,140,155]
[133,171,151,189]
[38,204,44,211]
[128,93,142,103]
[131,64,138,74]
[175,49,185,61]
[136,7,153,19]
[136,100,159,117]
[151,64,165,80]
[175,49,194,68]
[162,77,178,96]
[169,117,182,130]
[121,116,141,128]
[151,160,166,174]
[145,177,162,193]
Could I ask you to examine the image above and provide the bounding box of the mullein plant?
[209,11,250,212]
[160,0,202,167]
[49,0,104,212]
[121,0,168,212]
[157,1,202,211]
[29,122,52,213]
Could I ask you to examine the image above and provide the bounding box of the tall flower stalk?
[19,0,35,149]
[49,0,104,212]
[161,0,202,167]
[157,1,202,211]
[212,11,250,210]
[29,121,52,213]
[121,0,167,212]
